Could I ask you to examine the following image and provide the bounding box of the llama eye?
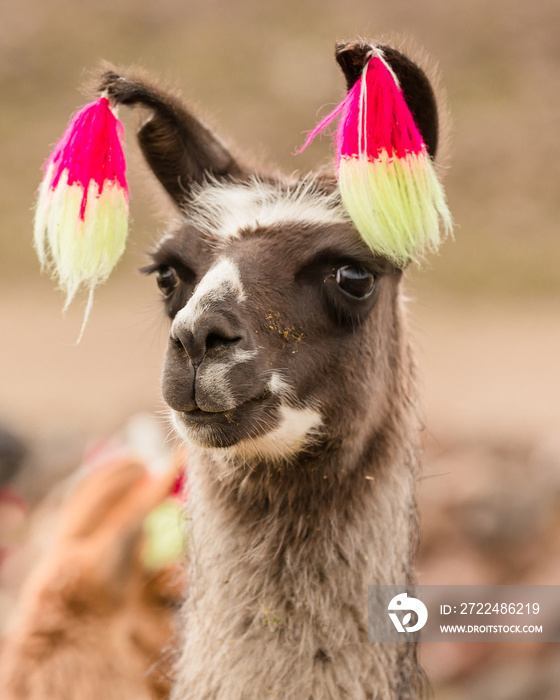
[156,266,179,295]
[335,266,375,299]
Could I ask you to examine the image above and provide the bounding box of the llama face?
[145,177,402,460]
[98,41,438,461]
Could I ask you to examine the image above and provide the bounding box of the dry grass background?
[1,1,559,697]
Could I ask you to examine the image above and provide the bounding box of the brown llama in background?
[0,455,184,700]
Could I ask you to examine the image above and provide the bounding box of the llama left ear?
[34,95,130,326]
[98,69,244,207]
[33,68,245,335]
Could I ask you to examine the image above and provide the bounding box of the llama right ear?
[299,41,451,267]
[335,41,439,158]
[98,69,243,207]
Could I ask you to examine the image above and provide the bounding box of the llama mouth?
[173,389,278,448]
[184,406,226,419]
[185,387,273,420]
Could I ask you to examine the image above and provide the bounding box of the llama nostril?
[170,316,245,367]
[205,332,242,353]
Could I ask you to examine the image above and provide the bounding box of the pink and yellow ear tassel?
[300,45,451,266]
[34,96,129,332]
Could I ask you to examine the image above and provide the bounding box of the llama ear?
[299,41,451,267]
[335,41,439,158]
[97,69,243,207]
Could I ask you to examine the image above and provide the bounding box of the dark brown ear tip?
[334,41,440,158]
[380,47,439,158]
[335,40,370,56]
[335,41,373,91]
[98,71,124,95]
[98,72,138,105]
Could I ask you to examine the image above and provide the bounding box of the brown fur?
[0,457,184,700]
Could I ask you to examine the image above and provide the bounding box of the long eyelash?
[140,262,160,276]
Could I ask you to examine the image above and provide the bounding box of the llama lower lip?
[183,388,273,421]
[176,391,278,447]
[185,407,225,419]
[180,407,236,426]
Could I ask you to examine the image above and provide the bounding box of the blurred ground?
[1,0,559,697]
[2,280,559,445]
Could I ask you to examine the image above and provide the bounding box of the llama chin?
[169,396,323,459]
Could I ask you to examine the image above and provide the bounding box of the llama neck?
[172,410,422,700]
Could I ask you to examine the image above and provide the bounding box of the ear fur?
[335,41,439,158]
[96,66,243,207]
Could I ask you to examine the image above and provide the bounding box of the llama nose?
[171,315,244,368]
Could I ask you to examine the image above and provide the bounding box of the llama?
[8,40,446,699]
[0,454,184,700]
[96,40,444,700]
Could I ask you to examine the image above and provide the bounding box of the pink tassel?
[299,46,451,266]
[45,97,128,219]
[34,96,129,335]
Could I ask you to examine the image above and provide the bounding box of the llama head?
[100,42,443,464]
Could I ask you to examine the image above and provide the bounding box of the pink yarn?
[297,98,347,153]
[171,467,189,502]
[299,56,425,163]
[0,487,27,512]
[44,97,128,220]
